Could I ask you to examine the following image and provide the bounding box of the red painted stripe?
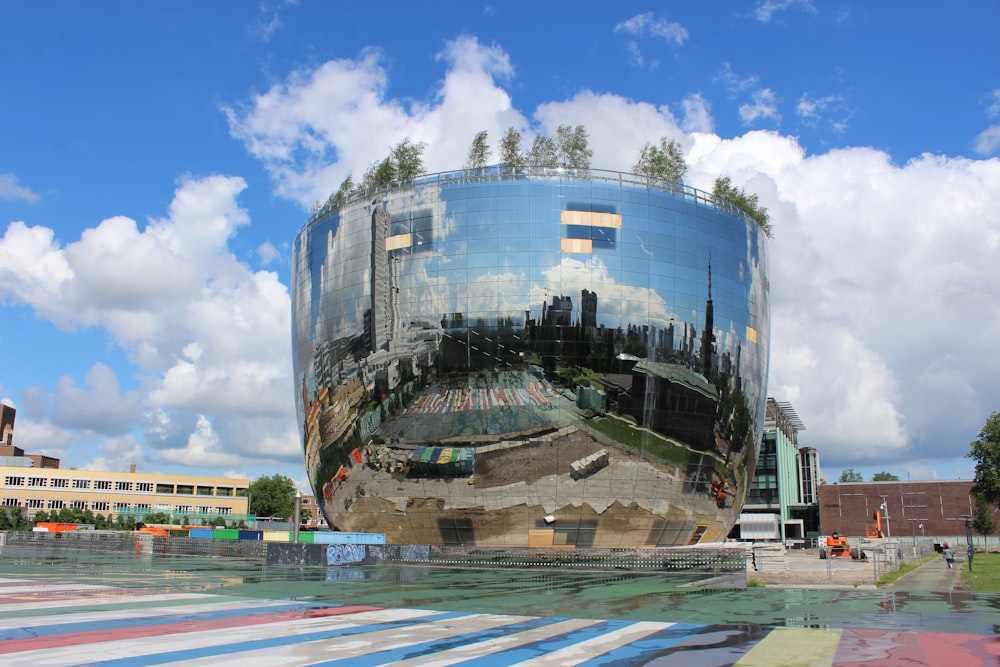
[0,604,381,654]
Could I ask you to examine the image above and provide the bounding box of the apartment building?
[0,463,250,522]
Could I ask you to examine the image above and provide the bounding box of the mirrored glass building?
[292,167,770,547]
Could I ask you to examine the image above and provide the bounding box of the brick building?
[818,480,999,541]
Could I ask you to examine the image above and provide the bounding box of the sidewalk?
[885,556,963,591]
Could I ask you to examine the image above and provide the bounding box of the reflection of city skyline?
[292,169,769,548]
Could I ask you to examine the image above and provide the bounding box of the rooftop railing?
[306,165,758,229]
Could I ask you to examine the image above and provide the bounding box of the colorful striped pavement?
[1,577,998,666]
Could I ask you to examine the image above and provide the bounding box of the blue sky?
[2,1,999,489]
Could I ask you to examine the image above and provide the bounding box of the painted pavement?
[0,571,998,666]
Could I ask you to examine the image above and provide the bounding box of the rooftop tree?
[499,127,526,170]
[555,124,592,170]
[466,130,491,170]
[632,137,687,183]
[528,135,558,168]
[713,176,773,238]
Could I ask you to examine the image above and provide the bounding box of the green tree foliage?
[465,130,490,170]
[528,135,557,168]
[391,137,427,181]
[972,493,996,544]
[0,507,32,530]
[360,156,396,190]
[359,138,427,191]
[632,137,687,183]
[969,411,1000,509]
[325,175,354,207]
[248,474,298,519]
[839,468,864,483]
[499,127,526,170]
[872,471,900,481]
[712,176,773,238]
[555,124,592,169]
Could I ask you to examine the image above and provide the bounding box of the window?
[94,480,112,491]
[27,477,47,488]
[136,482,153,493]
[51,478,69,489]
[26,498,44,509]
[4,476,24,487]
[70,500,88,510]
[134,503,151,512]
[196,486,214,496]
[175,505,193,514]
[113,502,130,512]
[217,507,232,515]
[155,483,174,494]
[176,485,194,495]
[216,487,233,497]
[2,498,20,507]
[48,499,65,510]
[197,506,212,515]
[92,501,110,512]
[73,479,90,490]
[115,481,133,492]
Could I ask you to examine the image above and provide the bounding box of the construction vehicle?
[865,509,885,539]
[819,531,867,560]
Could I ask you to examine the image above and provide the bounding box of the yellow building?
[0,464,249,523]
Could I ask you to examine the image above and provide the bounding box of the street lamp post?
[880,500,891,540]
[960,514,974,572]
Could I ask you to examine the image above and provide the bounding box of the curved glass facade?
[292,167,770,547]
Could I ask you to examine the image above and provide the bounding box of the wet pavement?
[0,553,997,665]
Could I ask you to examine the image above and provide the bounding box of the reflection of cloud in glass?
[535,256,677,329]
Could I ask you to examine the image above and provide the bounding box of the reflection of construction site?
[319,422,733,548]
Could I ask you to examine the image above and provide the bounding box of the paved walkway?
[885,555,964,592]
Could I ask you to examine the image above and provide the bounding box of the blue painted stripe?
[0,601,324,639]
[309,616,567,666]
[86,611,467,667]
[573,622,707,666]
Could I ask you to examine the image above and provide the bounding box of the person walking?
[942,542,955,569]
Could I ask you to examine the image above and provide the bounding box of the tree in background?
[465,130,490,170]
[248,474,297,520]
[498,127,526,170]
[969,411,1000,510]
[839,468,864,483]
[713,176,773,238]
[971,493,996,548]
[0,507,32,530]
[872,471,900,481]
[632,137,687,183]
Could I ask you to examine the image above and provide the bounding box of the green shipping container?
[214,529,239,540]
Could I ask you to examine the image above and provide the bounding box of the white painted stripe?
[158,612,539,667]
[387,618,602,667]
[512,621,670,666]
